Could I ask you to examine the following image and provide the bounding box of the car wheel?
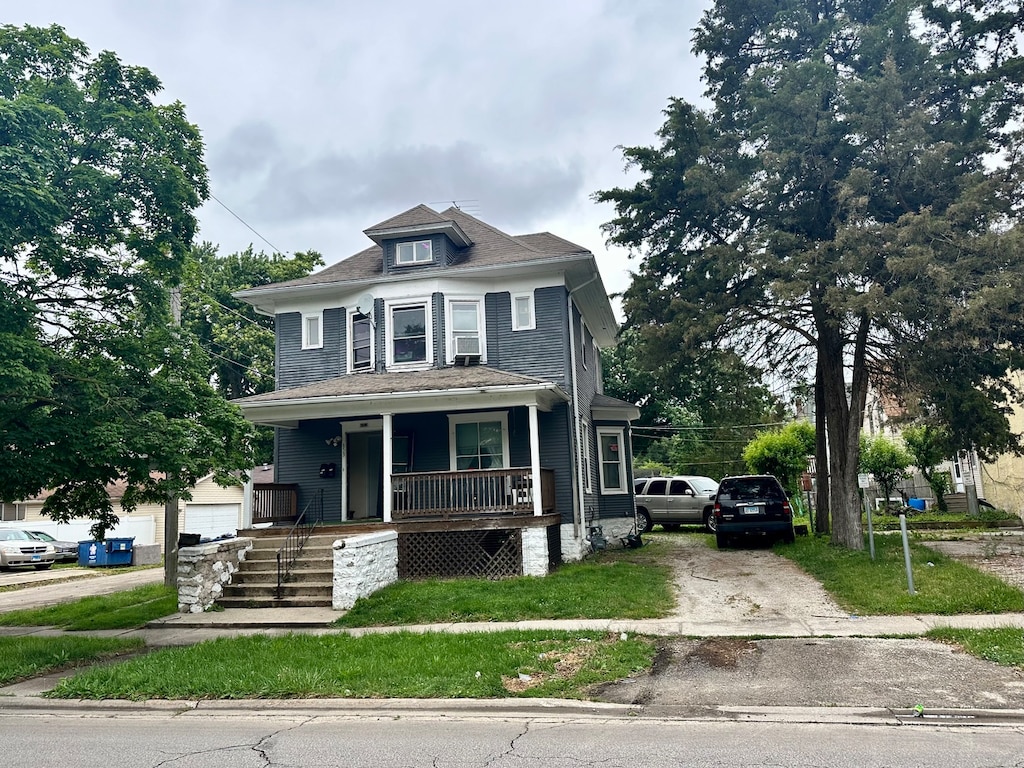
[703,507,717,533]
[34,563,53,571]
[635,507,653,534]
[661,523,681,532]
[715,532,729,549]
[782,526,796,544]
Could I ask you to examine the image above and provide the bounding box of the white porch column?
[382,412,394,523]
[528,403,543,516]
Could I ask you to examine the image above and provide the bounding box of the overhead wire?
[210,193,284,255]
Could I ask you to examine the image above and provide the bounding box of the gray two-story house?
[233,204,638,578]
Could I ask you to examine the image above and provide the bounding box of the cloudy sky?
[5,1,711,304]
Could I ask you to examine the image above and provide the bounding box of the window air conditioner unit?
[454,335,481,363]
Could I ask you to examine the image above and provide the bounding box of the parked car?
[0,529,56,570]
[634,475,720,533]
[713,474,795,548]
[26,531,79,562]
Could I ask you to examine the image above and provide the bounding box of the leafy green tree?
[603,329,779,478]
[742,421,816,495]
[179,245,323,464]
[902,423,953,512]
[596,1,1024,549]
[180,244,323,400]
[860,435,913,514]
[0,24,255,537]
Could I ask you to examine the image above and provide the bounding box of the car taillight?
[714,502,721,516]
[782,501,792,516]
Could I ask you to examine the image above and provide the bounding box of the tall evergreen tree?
[597,1,1024,548]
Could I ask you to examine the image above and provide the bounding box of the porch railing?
[276,489,323,599]
[391,467,554,520]
[253,483,298,524]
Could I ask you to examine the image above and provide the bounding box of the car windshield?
[722,478,785,501]
[28,531,55,541]
[0,529,31,541]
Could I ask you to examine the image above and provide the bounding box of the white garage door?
[183,503,240,540]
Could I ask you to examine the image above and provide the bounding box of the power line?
[210,194,284,254]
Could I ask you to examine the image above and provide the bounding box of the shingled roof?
[248,205,591,292]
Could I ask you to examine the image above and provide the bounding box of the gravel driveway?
[592,532,1024,710]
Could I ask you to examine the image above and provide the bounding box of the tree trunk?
[816,308,871,550]
[814,356,830,534]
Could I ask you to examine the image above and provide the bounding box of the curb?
[2,695,1022,726]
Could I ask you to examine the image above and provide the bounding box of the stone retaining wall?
[177,537,252,613]
[332,530,398,610]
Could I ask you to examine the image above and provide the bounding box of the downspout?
[567,275,600,541]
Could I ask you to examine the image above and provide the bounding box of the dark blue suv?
[713,474,795,548]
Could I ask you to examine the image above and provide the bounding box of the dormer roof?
[363,204,473,248]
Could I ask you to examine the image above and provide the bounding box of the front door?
[347,431,383,519]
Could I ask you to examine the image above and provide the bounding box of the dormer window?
[396,240,432,265]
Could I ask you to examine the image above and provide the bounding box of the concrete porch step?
[217,595,333,609]
[222,582,332,599]
[230,568,334,585]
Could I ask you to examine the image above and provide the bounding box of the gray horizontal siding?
[484,285,568,386]
[276,308,343,389]
[275,420,343,524]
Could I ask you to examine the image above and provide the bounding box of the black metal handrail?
[275,489,323,599]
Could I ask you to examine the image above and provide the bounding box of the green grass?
[334,540,675,627]
[0,584,177,630]
[0,635,144,686]
[777,534,1024,615]
[48,630,655,700]
[926,627,1024,668]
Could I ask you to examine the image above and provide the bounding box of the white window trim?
[581,419,593,493]
[346,308,375,374]
[447,411,510,471]
[385,298,433,369]
[396,239,433,265]
[596,426,628,495]
[511,291,536,331]
[444,296,486,364]
[301,312,323,350]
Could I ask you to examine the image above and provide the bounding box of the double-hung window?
[349,311,373,372]
[512,292,535,331]
[388,301,430,367]
[396,240,432,265]
[597,427,627,494]
[447,298,483,360]
[449,412,509,470]
[0,502,26,521]
[302,312,322,349]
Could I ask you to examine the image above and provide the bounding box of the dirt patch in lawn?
[920,532,1024,592]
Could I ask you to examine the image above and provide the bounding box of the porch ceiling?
[234,367,569,426]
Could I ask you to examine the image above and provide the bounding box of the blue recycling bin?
[908,498,927,511]
[78,537,135,567]
[104,537,134,566]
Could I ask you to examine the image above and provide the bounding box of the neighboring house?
[862,383,984,507]
[233,204,639,576]
[978,371,1024,518]
[0,473,245,550]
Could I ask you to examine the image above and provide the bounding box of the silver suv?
[633,476,720,533]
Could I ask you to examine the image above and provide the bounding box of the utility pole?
[164,287,181,589]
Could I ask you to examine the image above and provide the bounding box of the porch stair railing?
[275,489,323,600]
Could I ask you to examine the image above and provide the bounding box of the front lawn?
[334,539,675,627]
[778,534,1024,615]
[926,627,1024,668]
[0,635,144,686]
[48,630,655,700]
[0,584,177,630]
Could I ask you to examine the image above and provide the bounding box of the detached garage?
[183,502,241,540]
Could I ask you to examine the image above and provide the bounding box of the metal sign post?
[858,473,875,560]
[899,511,916,595]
